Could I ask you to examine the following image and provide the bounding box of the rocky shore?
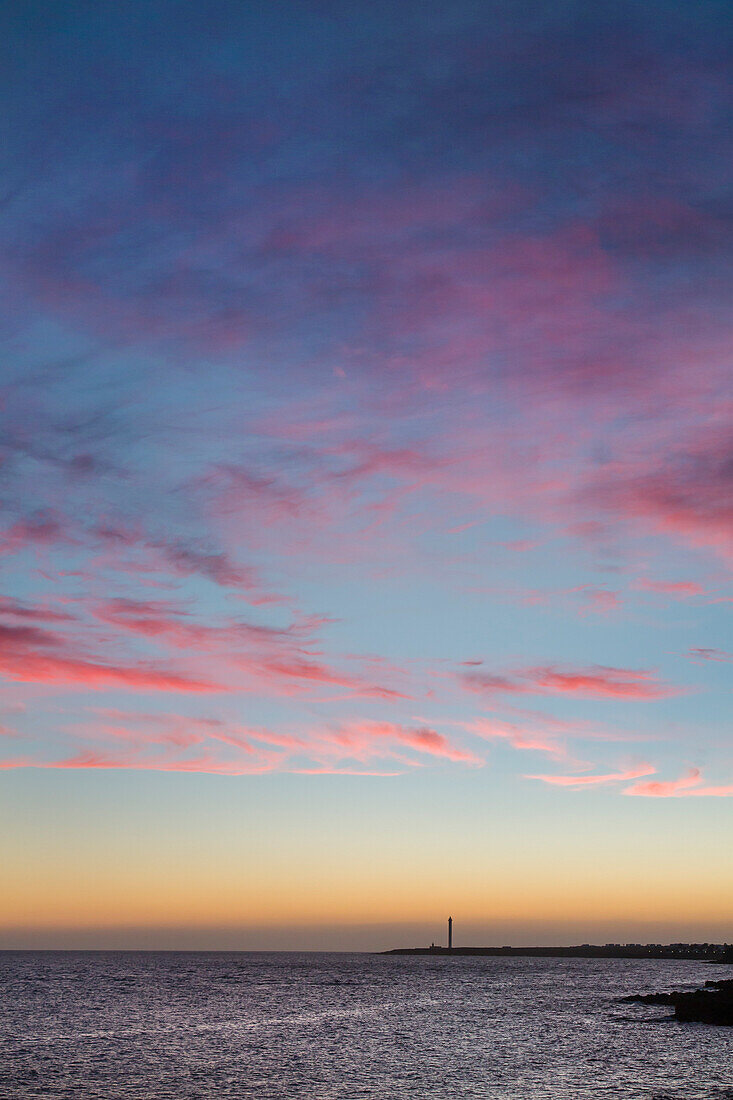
[620,978,733,1025]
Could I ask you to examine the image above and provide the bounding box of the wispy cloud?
[685,647,732,664]
[1,710,481,776]
[465,717,570,761]
[528,764,657,788]
[624,768,733,798]
[0,0,728,807]
[0,621,223,693]
[635,578,705,598]
[462,664,678,700]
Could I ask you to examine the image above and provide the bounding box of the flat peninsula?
[384,943,733,962]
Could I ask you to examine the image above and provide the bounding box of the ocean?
[0,951,731,1098]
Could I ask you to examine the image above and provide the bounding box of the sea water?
[0,951,731,1098]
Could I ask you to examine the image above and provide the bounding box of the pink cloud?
[3,707,480,777]
[94,524,278,600]
[0,653,223,692]
[0,621,223,693]
[194,463,312,528]
[323,720,482,765]
[73,712,284,758]
[517,585,620,614]
[528,667,675,700]
[0,597,74,623]
[635,578,705,597]
[89,597,316,652]
[28,749,278,776]
[82,597,409,702]
[499,538,541,552]
[624,768,733,797]
[2,133,729,799]
[0,757,35,770]
[89,722,208,750]
[587,426,733,561]
[577,588,622,615]
[396,724,479,763]
[528,764,656,787]
[291,766,403,776]
[462,664,677,700]
[250,655,409,700]
[0,513,68,556]
[466,717,569,761]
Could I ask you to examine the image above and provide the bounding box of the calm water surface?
[0,951,731,1098]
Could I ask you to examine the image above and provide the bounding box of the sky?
[0,0,731,950]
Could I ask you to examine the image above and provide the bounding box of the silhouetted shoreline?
[620,978,733,1025]
[384,943,733,962]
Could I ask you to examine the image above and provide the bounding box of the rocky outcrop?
[619,991,674,1005]
[620,978,733,1025]
[672,980,733,1025]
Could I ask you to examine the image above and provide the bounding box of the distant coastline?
[384,943,733,962]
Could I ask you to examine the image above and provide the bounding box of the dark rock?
[671,982,733,1025]
[619,992,674,1004]
[624,978,733,1025]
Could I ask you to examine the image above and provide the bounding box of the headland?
[384,943,733,962]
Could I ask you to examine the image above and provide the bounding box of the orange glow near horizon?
[4,826,732,940]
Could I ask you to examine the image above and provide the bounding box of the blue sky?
[0,0,731,946]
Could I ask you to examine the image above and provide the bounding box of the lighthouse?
[448,916,453,950]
